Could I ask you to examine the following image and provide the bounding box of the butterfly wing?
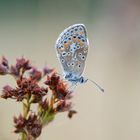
[55,24,89,79]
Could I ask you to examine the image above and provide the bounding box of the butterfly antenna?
[88,79,104,92]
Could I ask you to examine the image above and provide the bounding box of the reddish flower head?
[14,114,26,133]
[0,57,9,75]
[44,73,60,91]
[43,65,55,75]
[10,57,31,77]
[56,100,72,112]
[26,113,42,138]
[16,57,31,71]
[14,113,42,138]
[1,85,14,99]
[29,68,42,81]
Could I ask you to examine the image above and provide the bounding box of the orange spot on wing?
[64,43,69,49]
[73,38,81,43]
[77,39,81,42]
[80,31,84,35]
[80,42,85,46]
[75,31,78,35]
[75,39,79,43]
[68,41,72,45]
[72,38,76,42]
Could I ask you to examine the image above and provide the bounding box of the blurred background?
[0,0,140,140]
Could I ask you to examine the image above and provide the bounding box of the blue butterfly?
[55,24,104,92]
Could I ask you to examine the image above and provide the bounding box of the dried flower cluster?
[0,57,77,140]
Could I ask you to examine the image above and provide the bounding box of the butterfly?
[55,24,104,92]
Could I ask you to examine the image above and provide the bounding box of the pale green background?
[0,0,140,140]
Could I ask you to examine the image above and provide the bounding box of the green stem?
[21,132,26,140]
[21,96,32,140]
[23,95,31,118]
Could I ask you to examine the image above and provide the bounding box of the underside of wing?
[55,24,89,78]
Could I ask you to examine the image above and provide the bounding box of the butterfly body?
[55,24,89,85]
[64,73,88,84]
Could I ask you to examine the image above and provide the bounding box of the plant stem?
[21,132,26,140]
[21,96,32,140]
[23,100,30,118]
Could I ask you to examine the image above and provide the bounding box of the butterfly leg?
[68,81,78,91]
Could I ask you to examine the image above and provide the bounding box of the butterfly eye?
[82,39,85,42]
[64,41,67,43]
[68,37,71,40]
[73,36,76,38]
[78,36,81,39]
[75,28,78,31]
[67,52,71,55]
